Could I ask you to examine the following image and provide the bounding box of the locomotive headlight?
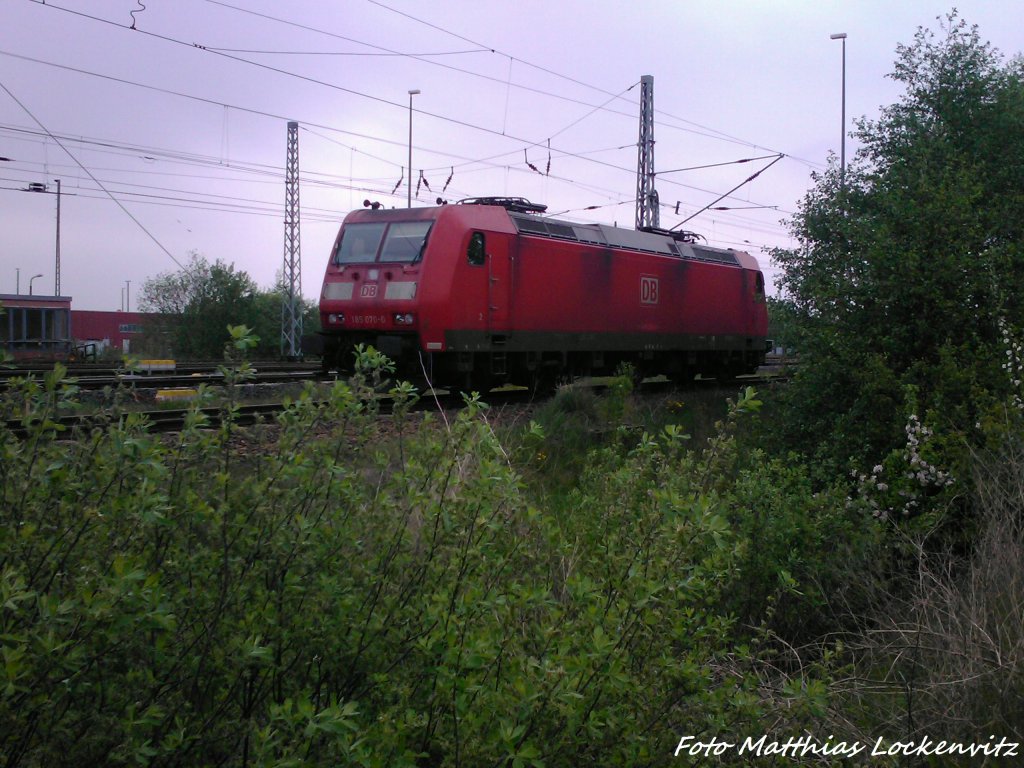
[393,313,415,325]
[328,313,345,324]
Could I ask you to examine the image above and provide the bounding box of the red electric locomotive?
[318,197,768,390]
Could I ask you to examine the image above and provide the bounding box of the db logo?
[360,284,378,298]
[640,275,659,305]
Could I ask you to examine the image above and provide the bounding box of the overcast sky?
[2,0,1022,311]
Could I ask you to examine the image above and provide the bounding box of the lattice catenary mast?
[281,121,302,359]
[635,74,659,229]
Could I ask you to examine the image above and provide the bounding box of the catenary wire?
[9,4,798,251]
[0,45,789,220]
[0,75,187,270]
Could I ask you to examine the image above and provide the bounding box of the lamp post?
[23,180,62,295]
[830,32,847,188]
[407,89,420,208]
[54,178,61,296]
[16,268,20,295]
[28,273,43,296]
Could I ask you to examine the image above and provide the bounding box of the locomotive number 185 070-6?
[349,315,388,325]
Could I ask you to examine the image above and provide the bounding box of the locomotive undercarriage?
[322,331,763,393]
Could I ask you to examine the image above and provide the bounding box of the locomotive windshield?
[334,221,431,265]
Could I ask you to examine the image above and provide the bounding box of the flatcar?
[318,197,768,390]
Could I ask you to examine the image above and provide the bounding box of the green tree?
[770,11,1024,477]
[248,278,321,359]
[139,252,261,360]
[766,296,801,354]
[1,360,853,766]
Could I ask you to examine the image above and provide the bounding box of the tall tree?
[139,252,261,360]
[770,12,1024,475]
[247,280,321,360]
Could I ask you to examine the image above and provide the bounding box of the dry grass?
[834,430,1024,741]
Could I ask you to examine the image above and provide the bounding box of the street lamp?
[28,273,43,296]
[830,32,847,187]
[407,89,420,208]
[54,178,61,296]
[24,180,62,296]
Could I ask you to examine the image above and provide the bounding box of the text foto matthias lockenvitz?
[674,734,1020,760]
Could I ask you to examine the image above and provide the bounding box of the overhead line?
[0,50,414,159]
[367,0,635,103]
[0,122,373,186]
[15,3,798,227]
[4,122,792,239]
[1,49,622,179]
[0,183,344,222]
[673,154,786,229]
[209,0,817,164]
[0,74,186,270]
[364,0,822,166]
[5,124,792,238]
[201,46,491,57]
[202,0,644,123]
[3,119,644,216]
[4,33,789,213]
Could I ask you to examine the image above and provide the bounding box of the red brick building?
[71,309,148,355]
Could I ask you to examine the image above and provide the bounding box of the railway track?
[0,365,323,390]
[3,402,291,440]
[2,388,489,439]
[1,360,317,377]
[1,363,789,440]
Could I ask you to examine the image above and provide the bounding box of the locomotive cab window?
[334,221,432,264]
[379,221,432,263]
[467,232,485,266]
[335,222,386,265]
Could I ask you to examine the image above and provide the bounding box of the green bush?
[1,359,854,765]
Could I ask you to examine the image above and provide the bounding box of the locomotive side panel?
[422,207,518,353]
[500,235,762,349]
[431,220,517,352]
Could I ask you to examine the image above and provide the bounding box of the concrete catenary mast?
[281,120,302,359]
[635,74,659,229]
